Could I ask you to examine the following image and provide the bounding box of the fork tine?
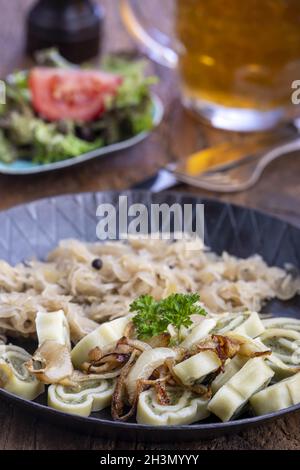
[170,136,300,192]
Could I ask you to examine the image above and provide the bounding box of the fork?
[167,135,300,193]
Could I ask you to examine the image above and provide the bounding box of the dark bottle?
[26,0,104,63]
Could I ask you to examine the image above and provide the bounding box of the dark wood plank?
[0,0,300,450]
[0,401,36,450]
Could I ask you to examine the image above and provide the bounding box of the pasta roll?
[27,340,73,385]
[214,312,264,338]
[71,315,131,369]
[137,387,210,425]
[266,353,300,380]
[180,318,217,349]
[262,317,300,332]
[211,356,248,393]
[233,312,265,338]
[36,310,71,349]
[250,373,300,415]
[259,328,300,365]
[235,336,299,380]
[0,344,44,400]
[126,348,177,403]
[229,335,270,358]
[173,351,222,386]
[48,377,115,417]
[208,357,274,421]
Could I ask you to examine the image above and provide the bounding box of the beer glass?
[121,0,300,131]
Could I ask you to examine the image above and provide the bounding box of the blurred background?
[1,1,174,75]
[0,0,299,225]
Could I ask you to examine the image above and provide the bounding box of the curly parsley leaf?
[130,293,207,342]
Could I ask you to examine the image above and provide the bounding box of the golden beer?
[176,0,300,111]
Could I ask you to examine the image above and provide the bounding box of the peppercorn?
[91,258,103,270]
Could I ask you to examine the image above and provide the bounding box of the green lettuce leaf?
[0,129,17,163]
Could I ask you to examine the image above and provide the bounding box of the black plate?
[0,190,300,442]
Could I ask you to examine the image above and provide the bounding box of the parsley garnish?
[130,293,207,343]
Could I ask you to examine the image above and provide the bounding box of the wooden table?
[0,0,300,451]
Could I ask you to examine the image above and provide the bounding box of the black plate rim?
[0,189,299,438]
[0,188,295,229]
[0,385,300,434]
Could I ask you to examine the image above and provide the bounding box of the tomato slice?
[29,67,122,122]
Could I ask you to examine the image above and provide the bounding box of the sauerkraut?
[0,237,298,340]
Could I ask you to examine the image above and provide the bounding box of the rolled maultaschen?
[48,376,115,417]
[71,315,132,369]
[211,356,248,393]
[259,328,300,366]
[214,312,265,338]
[229,332,300,381]
[250,373,300,415]
[0,344,44,400]
[180,318,217,349]
[126,348,177,404]
[137,387,210,426]
[27,310,74,385]
[262,317,300,332]
[36,309,71,349]
[208,357,274,422]
[173,350,222,386]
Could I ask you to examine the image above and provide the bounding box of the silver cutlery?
[134,125,300,193]
[167,137,300,193]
